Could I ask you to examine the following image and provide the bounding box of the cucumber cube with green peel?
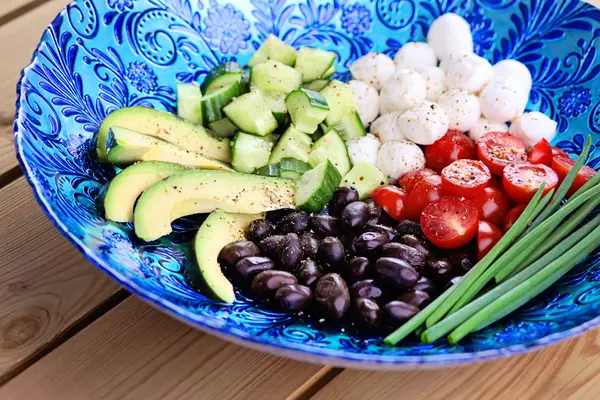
[248,35,297,67]
[176,83,203,125]
[223,91,278,136]
[341,162,387,200]
[251,60,303,93]
[294,47,337,83]
[285,88,329,134]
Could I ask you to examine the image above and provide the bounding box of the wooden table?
[1,1,600,398]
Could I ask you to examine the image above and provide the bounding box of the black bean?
[275,233,303,270]
[310,215,341,237]
[235,256,275,280]
[218,240,260,268]
[317,237,346,270]
[295,258,322,287]
[299,232,320,259]
[266,208,295,224]
[394,234,434,258]
[341,234,357,257]
[274,284,313,312]
[375,257,419,289]
[341,202,370,231]
[384,301,420,327]
[396,220,424,237]
[315,273,351,320]
[245,219,275,243]
[349,279,384,303]
[354,232,389,258]
[397,290,431,309]
[413,276,438,297]
[328,187,360,216]
[446,246,476,273]
[251,270,298,297]
[378,210,398,227]
[379,242,426,269]
[361,223,397,241]
[278,212,310,234]
[342,257,370,284]
[258,235,284,259]
[364,199,382,224]
[424,257,456,283]
[353,298,381,328]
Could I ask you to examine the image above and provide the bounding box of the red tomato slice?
[397,168,438,194]
[529,138,552,165]
[425,130,477,172]
[405,175,446,221]
[441,159,492,198]
[472,187,511,226]
[551,155,598,197]
[551,146,569,158]
[370,186,409,221]
[477,221,503,260]
[502,204,527,232]
[502,162,558,203]
[477,132,528,175]
[420,196,479,249]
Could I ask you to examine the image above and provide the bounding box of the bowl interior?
[15,0,600,367]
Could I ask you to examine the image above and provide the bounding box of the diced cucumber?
[255,163,281,177]
[201,62,242,93]
[251,60,303,93]
[248,35,297,67]
[208,117,238,138]
[240,68,251,93]
[341,162,386,200]
[223,91,278,136]
[327,111,366,141]
[201,82,241,124]
[302,80,329,92]
[296,160,342,212]
[259,90,288,126]
[309,129,351,176]
[285,88,329,134]
[280,157,311,180]
[176,83,203,125]
[322,66,336,79]
[231,132,274,173]
[294,47,337,83]
[269,125,312,164]
[321,80,356,125]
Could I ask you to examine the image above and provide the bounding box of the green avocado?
[104,161,188,223]
[106,127,232,171]
[133,170,295,241]
[187,211,262,303]
[97,106,231,163]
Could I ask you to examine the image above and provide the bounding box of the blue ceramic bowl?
[14,0,600,368]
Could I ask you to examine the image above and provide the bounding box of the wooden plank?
[0,298,329,400]
[0,177,121,380]
[312,329,600,400]
[0,0,41,21]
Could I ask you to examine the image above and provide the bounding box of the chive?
[421,213,600,344]
[570,166,600,200]
[423,185,546,329]
[450,184,600,313]
[448,225,600,343]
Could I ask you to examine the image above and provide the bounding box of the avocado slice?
[104,161,188,222]
[133,170,295,241]
[107,127,233,171]
[97,106,231,163]
[187,211,261,303]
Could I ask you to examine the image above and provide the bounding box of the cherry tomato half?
[425,130,477,172]
[441,159,492,198]
[398,168,438,194]
[502,162,558,204]
[421,196,479,249]
[529,138,552,165]
[551,146,569,159]
[477,221,503,260]
[477,132,528,176]
[405,175,447,221]
[502,204,527,233]
[551,155,598,197]
[472,187,511,226]
[370,186,409,221]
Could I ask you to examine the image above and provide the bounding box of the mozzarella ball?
[376,140,426,180]
[349,80,379,126]
[420,66,446,101]
[347,134,381,166]
[439,50,472,73]
[427,13,473,61]
[398,101,449,145]
[438,89,481,132]
[379,69,427,115]
[509,112,557,149]
[394,42,438,72]
[446,54,493,93]
[370,112,405,143]
[479,76,528,123]
[493,59,532,93]
[468,117,509,142]
[350,53,396,90]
